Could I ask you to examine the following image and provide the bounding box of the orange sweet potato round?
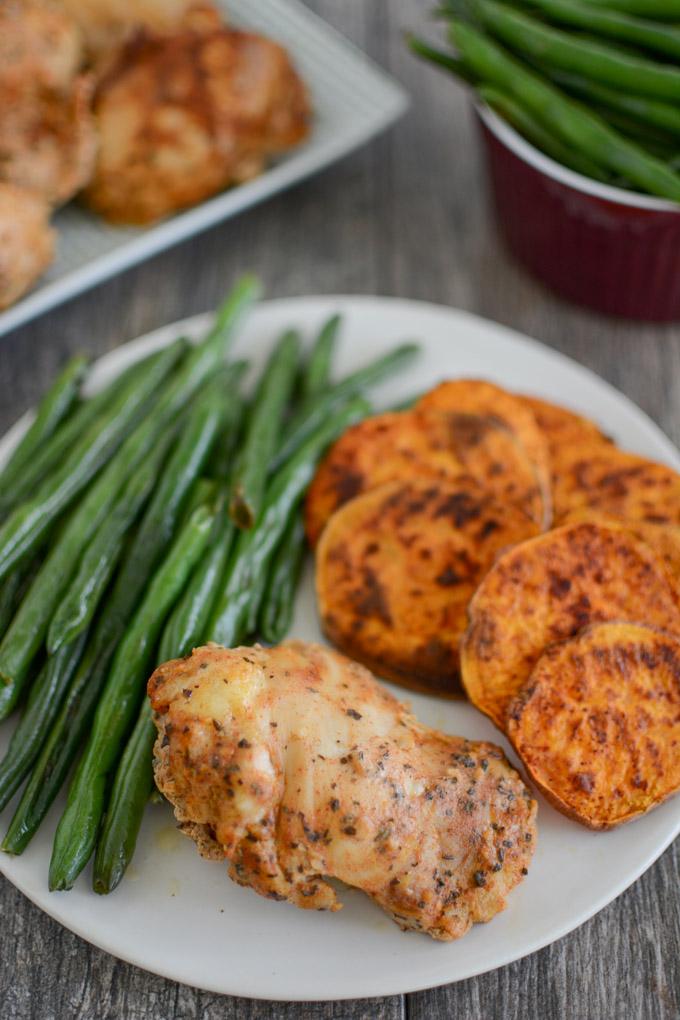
[418,379,551,524]
[461,521,680,729]
[519,395,611,451]
[561,508,680,582]
[305,408,546,546]
[316,476,539,698]
[507,621,680,829]
[551,444,680,526]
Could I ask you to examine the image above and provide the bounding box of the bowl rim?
[477,102,680,213]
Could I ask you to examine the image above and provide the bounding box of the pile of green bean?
[0,277,419,893]
[410,0,680,200]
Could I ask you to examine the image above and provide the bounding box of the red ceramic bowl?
[476,104,680,321]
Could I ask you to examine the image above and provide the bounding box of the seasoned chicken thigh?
[0,183,55,308]
[59,0,221,64]
[83,26,310,224]
[0,76,96,206]
[0,0,83,92]
[149,642,536,941]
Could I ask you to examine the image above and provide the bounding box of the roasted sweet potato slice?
[519,395,611,451]
[316,477,539,698]
[551,444,680,526]
[461,522,680,729]
[561,508,680,581]
[507,621,680,829]
[305,409,546,546]
[417,379,551,521]
[305,411,464,547]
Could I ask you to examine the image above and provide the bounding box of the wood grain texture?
[0,1,678,1017]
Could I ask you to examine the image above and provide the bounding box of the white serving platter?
[0,0,408,339]
[0,295,678,1001]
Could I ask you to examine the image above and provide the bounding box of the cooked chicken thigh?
[0,184,55,308]
[0,76,97,206]
[83,26,310,224]
[149,642,536,941]
[0,0,83,92]
[59,0,221,64]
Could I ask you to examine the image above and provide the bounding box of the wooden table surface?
[1,2,679,1017]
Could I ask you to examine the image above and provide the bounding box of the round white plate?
[1,296,678,1001]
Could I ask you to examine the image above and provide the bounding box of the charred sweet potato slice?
[461,522,680,729]
[316,477,539,698]
[305,411,465,547]
[507,621,680,829]
[305,409,546,546]
[417,379,551,523]
[561,508,680,581]
[519,395,611,451]
[551,444,680,526]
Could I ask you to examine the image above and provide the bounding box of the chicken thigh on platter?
[149,641,537,941]
[0,0,83,93]
[0,183,55,309]
[83,26,310,224]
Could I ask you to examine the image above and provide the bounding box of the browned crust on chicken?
[0,183,55,309]
[0,75,97,206]
[0,0,83,92]
[149,641,537,941]
[60,0,221,64]
[83,26,310,224]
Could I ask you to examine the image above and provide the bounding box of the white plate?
[1,296,679,1001]
[0,0,408,339]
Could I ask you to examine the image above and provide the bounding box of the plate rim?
[1,293,678,1001]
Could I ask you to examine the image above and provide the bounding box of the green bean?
[519,0,680,60]
[0,559,39,642]
[0,356,88,490]
[0,341,185,591]
[230,330,300,528]
[46,436,174,655]
[92,697,156,895]
[300,315,341,403]
[2,344,250,849]
[480,85,612,181]
[0,631,88,812]
[0,342,187,719]
[473,0,680,101]
[210,397,370,647]
[408,35,478,82]
[545,69,680,140]
[0,275,256,584]
[92,501,240,894]
[0,346,187,515]
[92,501,235,896]
[205,393,245,481]
[48,502,215,890]
[117,369,240,583]
[271,343,419,472]
[92,503,237,895]
[577,0,680,20]
[258,510,307,644]
[159,506,235,662]
[589,105,680,153]
[449,20,680,200]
